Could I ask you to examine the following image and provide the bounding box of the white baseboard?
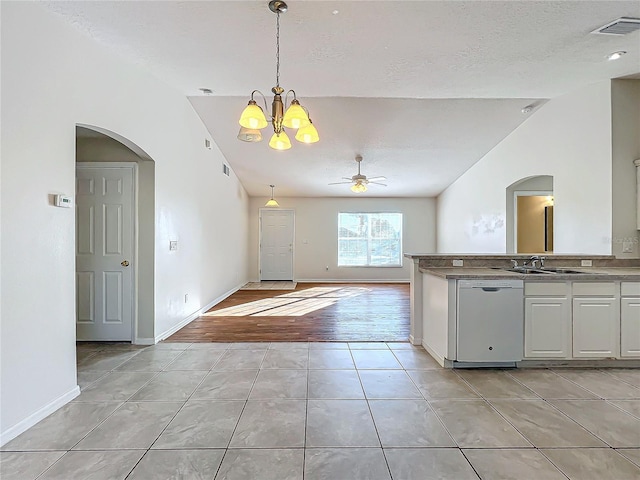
[134,337,155,345]
[409,334,422,346]
[422,342,446,367]
[1,385,80,447]
[296,279,409,283]
[155,282,245,343]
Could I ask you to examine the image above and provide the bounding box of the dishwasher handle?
[480,287,501,292]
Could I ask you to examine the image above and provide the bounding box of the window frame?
[337,211,403,268]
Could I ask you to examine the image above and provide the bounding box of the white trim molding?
[154,282,245,343]
[0,386,80,447]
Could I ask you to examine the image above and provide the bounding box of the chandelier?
[237,1,319,150]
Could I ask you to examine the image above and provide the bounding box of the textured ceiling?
[45,1,640,197]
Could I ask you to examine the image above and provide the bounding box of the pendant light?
[237,1,319,150]
[265,185,280,207]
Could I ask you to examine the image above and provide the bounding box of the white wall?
[0,3,249,443]
[248,197,436,281]
[437,81,613,254]
[611,79,640,258]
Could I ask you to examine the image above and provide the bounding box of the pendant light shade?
[265,185,280,207]
[351,182,367,193]
[239,101,268,129]
[282,100,310,129]
[269,131,292,150]
[295,120,319,144]
[237,126,263,142]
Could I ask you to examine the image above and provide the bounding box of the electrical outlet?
[184,293,189,303]
[581,259,593,267]
[452,259,463,267]
[169,241,178,251]
[623,241,634,253]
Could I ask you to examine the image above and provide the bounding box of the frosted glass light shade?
[269,131,292,150]
[282,101,310,129]
[239,102,268,129]
[351,182,367,193]
[237,127,263,142]
[295,122,319,144]
[265,198,280,207]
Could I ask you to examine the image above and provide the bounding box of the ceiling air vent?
[591,17,640,35]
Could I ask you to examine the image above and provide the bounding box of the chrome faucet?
[523,255,544,269]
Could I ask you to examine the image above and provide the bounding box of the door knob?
[121,260,130,267]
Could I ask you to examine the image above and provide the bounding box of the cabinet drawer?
[572,282,615,297]
[525,282,568,296]
[621,282,640,297]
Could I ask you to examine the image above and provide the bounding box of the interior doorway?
[76,163,135,341]
[516,194,554,253]
[506,175,554,254]
[259,209,295,281]
[75,125,156,344]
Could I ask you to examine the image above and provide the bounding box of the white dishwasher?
[456,279,524,364]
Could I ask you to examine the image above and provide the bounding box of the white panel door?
[260,209,294,281]
[572,297,619,358]
[76,164,134,341]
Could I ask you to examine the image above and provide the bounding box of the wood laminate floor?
[166,283,410,342]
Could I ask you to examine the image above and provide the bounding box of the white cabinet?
[524,297,570,358]
[621,282,640,358]
[573,297,619,358]
[524,282,570,359]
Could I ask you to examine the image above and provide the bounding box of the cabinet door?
[524,297,570,358]
[573,297,619,358]
[621,298,640,358]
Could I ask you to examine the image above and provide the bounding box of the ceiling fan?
[329,155,387,193]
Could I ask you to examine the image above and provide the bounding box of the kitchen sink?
[538,267,590,274]
[501,267,594,275]
[506,267,554,274]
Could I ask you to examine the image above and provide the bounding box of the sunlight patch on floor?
[204,287,371,317]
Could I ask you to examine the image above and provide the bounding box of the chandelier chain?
[275,11,280,88]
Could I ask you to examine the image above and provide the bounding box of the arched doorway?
[506,175,554,254]
[75,125,156,343]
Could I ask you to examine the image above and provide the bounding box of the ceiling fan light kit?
[330,155,387,194]
[237,1,319,151]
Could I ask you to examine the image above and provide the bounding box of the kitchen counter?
[406,254,640,368]
[420,267,640,281]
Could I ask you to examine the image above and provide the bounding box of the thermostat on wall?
[54,194,72,208]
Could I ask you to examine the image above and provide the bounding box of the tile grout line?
[350,348,393,479]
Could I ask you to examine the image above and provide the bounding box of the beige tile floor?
[2,341,640,479]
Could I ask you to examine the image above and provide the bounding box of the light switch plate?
[581,259,593,267]
[169,241,178,251]
[452,259,464,267]
[622,241,634,253]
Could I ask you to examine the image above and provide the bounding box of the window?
[338,212,403,266]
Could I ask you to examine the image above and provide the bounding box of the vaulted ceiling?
[45,1,640,197]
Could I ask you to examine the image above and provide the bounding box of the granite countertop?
[420,267,640,281]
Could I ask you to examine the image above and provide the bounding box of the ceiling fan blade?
[367,176,386,182]
[369,182,387,186]
[342,177,354,181]
[328,181,354,185]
